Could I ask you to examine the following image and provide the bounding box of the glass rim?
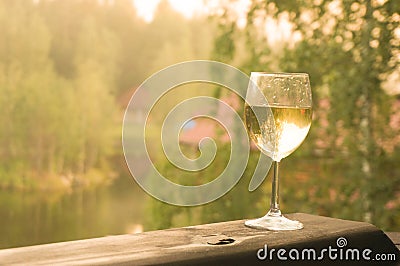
[250,72,309,77]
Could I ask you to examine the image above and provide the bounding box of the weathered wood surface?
[387,232,400,251]
[0,213,398,265]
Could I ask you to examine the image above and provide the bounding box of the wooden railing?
[0,213,398,265]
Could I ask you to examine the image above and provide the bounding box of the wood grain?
[0,213,398,265]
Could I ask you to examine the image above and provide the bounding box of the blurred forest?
[148,0,400,232]
[0,0,214,189]
[0,0,400,249]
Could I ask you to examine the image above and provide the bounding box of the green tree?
[0,0,121,189]
[98,0,148,92]
[39,0,120,183]
[145,0,216,73]
[0,0,61,187]
[212,0,400,229]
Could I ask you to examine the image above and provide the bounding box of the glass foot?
[245,214,303,231]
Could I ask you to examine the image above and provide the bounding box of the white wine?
[245,105,312,161]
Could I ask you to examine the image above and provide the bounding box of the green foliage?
[0,0,216,190]
[145,145,268,230]
[211,0,400,230]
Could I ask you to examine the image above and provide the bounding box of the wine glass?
[244,72,312,230]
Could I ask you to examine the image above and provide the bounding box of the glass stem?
[268,161,282,217]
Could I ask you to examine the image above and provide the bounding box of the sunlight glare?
[133,0,206,22]
[133,0,160,22]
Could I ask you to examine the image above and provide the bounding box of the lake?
[1,156,399,249]
[0,175,149,249]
